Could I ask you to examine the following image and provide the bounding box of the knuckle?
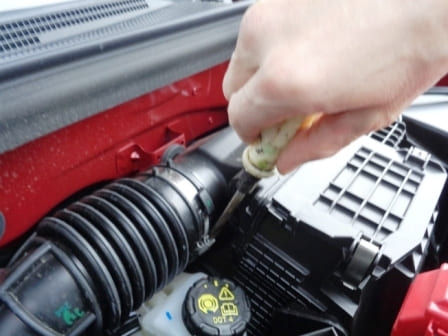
[257,57,296,101]
[257,67,284,100]
[293,65,328,112]
[227,86,260,143]
[257,54,327,113]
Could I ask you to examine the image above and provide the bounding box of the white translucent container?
[137,272,207,336]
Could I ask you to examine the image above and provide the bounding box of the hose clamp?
[153,167,215,253]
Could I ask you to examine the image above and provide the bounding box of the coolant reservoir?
[136,272,251,336]
[137,272,207,336]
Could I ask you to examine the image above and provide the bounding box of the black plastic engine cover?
[231,129,446,336]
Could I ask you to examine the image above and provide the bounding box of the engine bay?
[1,1,448,335]
[1,105,448,335]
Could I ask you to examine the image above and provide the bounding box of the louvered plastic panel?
[235,234,323,335]
[315,147,423,243]
[369,121,406,148]
[0,0,149,54]
[0,0,224,65]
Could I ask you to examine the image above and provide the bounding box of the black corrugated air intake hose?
[0,128,244,336]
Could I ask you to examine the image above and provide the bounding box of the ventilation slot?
[0,0,148,54]
[235,234,320,336]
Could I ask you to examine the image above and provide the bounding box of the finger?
[226,69,289,144]
[226,68,266,144]
[222,51,258,101]
[227,65,318,144]
[276,106,398,174]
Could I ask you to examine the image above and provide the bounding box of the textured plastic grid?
[0,1,223,63]
[315,147,423,242]
[370,121,406,148]
[0,0,148,53]
[235,234,320,336]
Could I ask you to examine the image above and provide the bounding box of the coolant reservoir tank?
[137,272,207,336]
[137,272,251,336]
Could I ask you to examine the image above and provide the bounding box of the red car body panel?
[0,63,228,246]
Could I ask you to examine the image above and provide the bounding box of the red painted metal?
[392,263,448,336]
[0,63,229,246]
[438,75,448,86]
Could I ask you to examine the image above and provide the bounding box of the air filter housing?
[231,131,446,336]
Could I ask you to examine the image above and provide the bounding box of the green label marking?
[54,302,85,326]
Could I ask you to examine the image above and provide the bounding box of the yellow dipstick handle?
[242,114,319,178]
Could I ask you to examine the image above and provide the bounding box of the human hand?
[223,0,448,173]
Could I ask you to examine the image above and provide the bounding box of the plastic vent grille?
[0,0,148,54]
[235,234,319,336]
[315,147,423,242]
[370,121,406,148]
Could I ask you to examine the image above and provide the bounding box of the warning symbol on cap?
[198,294,219,314]
[218,286,235,301]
